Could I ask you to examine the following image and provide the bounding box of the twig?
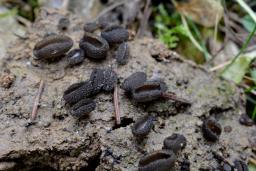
[92,1,126,22]
[249,158,256,166]
[214,13,220,45]
[162,92,191,105]
[30,80,45,121]
[210,61,231,72]
[137,0,151,38]
[181,15,212,60]
[114,85,121,125]
[61,0,69,10]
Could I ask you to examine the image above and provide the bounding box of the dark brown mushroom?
[70,98,96,117]
[33,35,73,60]
[138,150,176,171]
[101,25,129,44]
[79,32,109,59]
[202,117,222,142]
[121,72,147,93]
[162,133,187,153]
[116,42,129,65]
[132,115,154,138]
[67,49,85,66]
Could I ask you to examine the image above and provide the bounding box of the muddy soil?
[0,8,255,171]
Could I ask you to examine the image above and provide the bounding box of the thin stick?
[210,61,231,72]
[30,80,45,121]
[61,0,69,10]
[114,85,121,125]
[137,0,151,38]
[181,15,212,60]
[92,1,126,22]
[214,13,219,45]
[249,158,256,166]
[162,92,191,105]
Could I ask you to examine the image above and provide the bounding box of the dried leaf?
[222,52,256,84]
[173,0,223,27]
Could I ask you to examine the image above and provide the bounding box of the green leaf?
[158,4,168,18]
[171,25,188,37]
[222,56,254,83]
[242,15,256,33]
[0,8,17,18]
[249,163,256,171]
[154,23,167,30]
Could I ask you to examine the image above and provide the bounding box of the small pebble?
[0,73,15,88]
[223,126,232,133]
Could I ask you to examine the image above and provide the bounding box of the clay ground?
[0,8,255,171]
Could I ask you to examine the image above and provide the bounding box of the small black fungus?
[116,42,129,65]
[63,82,86,96]
[180,159,190,171]
[101,25,129,44]
[233,160,248,171]
[102,69,118,92]
[79,32,109,59]
[121,72,147,93]
[132,115,154,138]
[63,81,94,104]
[138,150,176,171]
[90,68,118,92]
[162,133,187,154]
[90,69,106,93]
[67,49,85,66]
[58,17,70,31]
[132,81,165,102]
[239,114,254,126]
[70,98,96,117]
[222,162,232,171]
[202,117,222,142]
[83,22,99,33]
[148,79,168,92]
[33,35,73,60]
[63,67,117,106]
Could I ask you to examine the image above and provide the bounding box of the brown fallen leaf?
[173,0,224,27]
